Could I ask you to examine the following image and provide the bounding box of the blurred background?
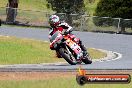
[0,0,132,34]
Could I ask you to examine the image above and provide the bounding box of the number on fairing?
[77,48,80,51]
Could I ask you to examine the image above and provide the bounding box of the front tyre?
[58,48,76,65]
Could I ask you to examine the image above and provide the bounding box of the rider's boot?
[79,41,89,57]
[71,35,88,57]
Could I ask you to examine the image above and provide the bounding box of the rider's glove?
[63,28,73,35]
[63,31,69,35]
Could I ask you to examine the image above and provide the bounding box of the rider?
[48,14,88,57]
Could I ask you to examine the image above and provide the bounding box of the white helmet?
[49,15,60,25]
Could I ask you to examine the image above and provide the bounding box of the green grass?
[0,36,106,64]
[0,0,98,11]
[0,0,99,15]
[0,0,52,25]
[89,48,106,59]
[0,36,62,64]
[0,76,131,88]
[0,0,50,11]
[0,1,7,8]
[2,24,50,29]
[84,0,100,16]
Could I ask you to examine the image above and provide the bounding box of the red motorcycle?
[49,28,92,65]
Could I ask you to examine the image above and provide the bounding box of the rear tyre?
[58,48,76,65]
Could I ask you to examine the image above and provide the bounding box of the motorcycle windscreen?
[50,31,62,42]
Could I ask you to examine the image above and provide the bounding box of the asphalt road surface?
[0,26,132,70]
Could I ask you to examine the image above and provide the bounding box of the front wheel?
[58,47,77,65]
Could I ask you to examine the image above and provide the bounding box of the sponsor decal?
[76,67,131,85]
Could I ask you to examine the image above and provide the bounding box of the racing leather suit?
[49,22,79,43]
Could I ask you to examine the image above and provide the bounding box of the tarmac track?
[0,26,132,72]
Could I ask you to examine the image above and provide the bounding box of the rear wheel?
[58,47,77,65]
[82,53,92,64]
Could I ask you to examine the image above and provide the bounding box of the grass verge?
[0,36,106,64]
[0,0,50,11]
[0,75,131,88]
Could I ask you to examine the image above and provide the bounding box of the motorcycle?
[49,28,92,65]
